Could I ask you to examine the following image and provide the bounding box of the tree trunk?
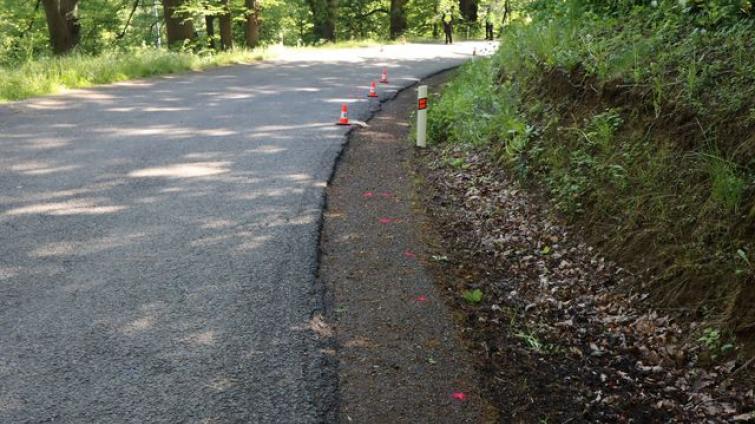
[324,0,337,42]
[41,0,79,55]
[60,0,80,45]
[219,0,233,49]
[389,0,407,40]
[308,0,336,42]
[205,15,216,49]
[244,0,260,48]
[459,0,477,23]
[432,0,440,39]
[308,0,324,40]
[162,0,194,47]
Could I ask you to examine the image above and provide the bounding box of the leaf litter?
[418,145,754,422]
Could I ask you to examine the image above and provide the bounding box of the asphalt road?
[0,42,491,423]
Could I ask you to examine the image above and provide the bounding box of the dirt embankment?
[524,66,755,344]
[414,66,755,421]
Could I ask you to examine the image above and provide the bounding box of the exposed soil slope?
[416,144,755,422]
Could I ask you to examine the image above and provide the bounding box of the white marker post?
[416,85,428,148]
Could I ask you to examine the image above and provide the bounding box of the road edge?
[310,65,463,422]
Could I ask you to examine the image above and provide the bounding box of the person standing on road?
[485,7,494,40]
[442,12,454,44]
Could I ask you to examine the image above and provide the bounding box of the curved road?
[0,42,490,423]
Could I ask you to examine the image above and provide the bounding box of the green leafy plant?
[462,288,483,304]
[698,327,735,360]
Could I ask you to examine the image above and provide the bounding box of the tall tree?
[245,0,260,47]
[324,0,337,41]
[41,0,80,54]
[219,0,233,49]
[308,0,337,41]
[389,0,407,39]
[205,15,217,49]
[458,0,477,23]
[432,0,440,39]
[162,0,194,46]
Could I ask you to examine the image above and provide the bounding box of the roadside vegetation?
[421,0,754,419]
[0,48,266,102]
[430,0,754,350]
[1,0,494,101]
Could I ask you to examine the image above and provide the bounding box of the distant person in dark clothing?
[485,7,494,40]
[442,13,454,44]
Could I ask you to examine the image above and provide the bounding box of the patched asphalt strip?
[319,70,493,423]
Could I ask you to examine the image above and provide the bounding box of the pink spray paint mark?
[416,295,428,302]
[362,191,374,198]
[378,217,400,224]
[380,192,393,198]
[403,249,417,259]
[451,392,467,401]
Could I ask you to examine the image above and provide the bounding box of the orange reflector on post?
[416,85,428,148]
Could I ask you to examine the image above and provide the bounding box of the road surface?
[0,42,491,423]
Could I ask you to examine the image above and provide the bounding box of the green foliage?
[0,0,508,93]
[0,47,266,102]
[514,330,543,352]
[462,288,483,304]
[428,58,526,150]
[705,154,746,212]
[429,0,755,336]
[698,327,735,359]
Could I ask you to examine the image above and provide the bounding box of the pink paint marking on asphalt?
[362,191,374,198]
[451,392,467,401]
[403,249,417,258]
[416,295,428,302]
[378,217,400,224]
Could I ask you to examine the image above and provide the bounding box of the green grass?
[0,38,443,102]
[0,47,269,102]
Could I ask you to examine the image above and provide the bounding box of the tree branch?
[117,0,141,40]
[357,8,389,19]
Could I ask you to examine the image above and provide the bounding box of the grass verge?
[0,47,269,102]
[0,39,450,103]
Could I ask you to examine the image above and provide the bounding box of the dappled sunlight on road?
[0,41,491,422]
[3,198,126,217]
[29,232,148,258]
[128,161,231,178]
[10,161,80,176]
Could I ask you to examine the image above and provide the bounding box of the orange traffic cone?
[337,103,350,125]
[368,81,378,98]
[379,68,389,84]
